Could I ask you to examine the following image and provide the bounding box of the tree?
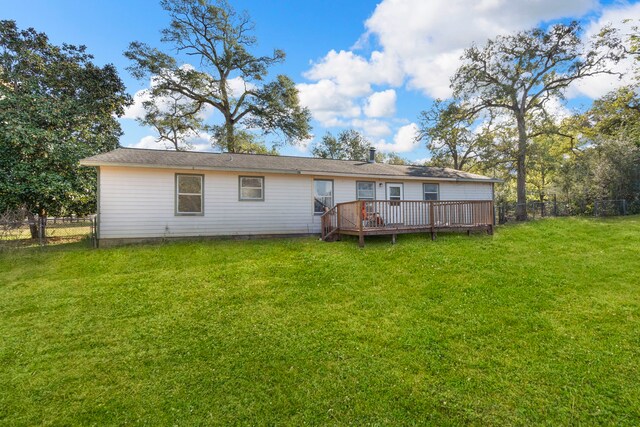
[417,99,493,171]
[0,21,131,236]
[451,22,624,220]
[526,135,563,203]
[581,86,640,140]
[137,91,204,151]
[377,152,409,165]
[125,0,311,153]
[311,130,370,161]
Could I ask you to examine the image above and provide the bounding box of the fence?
[497,199,633,224]
[0,216,96,248]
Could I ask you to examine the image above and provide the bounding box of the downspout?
[491,182,496,226]
[96,167,101,247]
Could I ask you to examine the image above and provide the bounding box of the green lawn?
[1,217,639,425]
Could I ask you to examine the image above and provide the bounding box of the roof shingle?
[80,148,500,182]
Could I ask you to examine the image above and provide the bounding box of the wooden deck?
[321,200,494,247]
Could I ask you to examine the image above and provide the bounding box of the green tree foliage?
[581,86,640,139]
[311,130,370,161]
[138,91,205,151]
[378,152,409,165]
[125,0,311,153]
[417,99,494,171]
[554,87,640,206]
[0,21,131,225]
[451,21,624,220]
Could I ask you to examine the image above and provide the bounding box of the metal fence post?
[38,216,45,246]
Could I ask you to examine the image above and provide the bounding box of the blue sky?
[2,0,639,161]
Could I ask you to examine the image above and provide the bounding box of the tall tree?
[137,91,204,151]
[417,99,493,171]
[311,130,370,161]
[0,21,131,235]
[378,152,409,165]
[451,22,624,220]
[125,0,311,153]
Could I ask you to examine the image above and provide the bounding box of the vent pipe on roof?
[368,147,376,163]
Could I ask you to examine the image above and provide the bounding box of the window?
[387,183,403,201]
[423,183,439,200]
[239,176,264,201]
[386,183,403,206]
[356,181,375,200]
[176,174,203,215]
[314,179,333,214]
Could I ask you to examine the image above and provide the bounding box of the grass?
[1,217,639,425]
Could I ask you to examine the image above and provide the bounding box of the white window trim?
[313,179,334,215]
[356,181,376,200]
[386,182,404,201]
[423,183,440,201]
[175,174,204,216]
[239,176,265,201]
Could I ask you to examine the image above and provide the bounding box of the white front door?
[385,183,404,225]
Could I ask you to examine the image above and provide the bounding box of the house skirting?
[96,233,318,248]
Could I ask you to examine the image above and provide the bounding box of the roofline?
[79,160,503,183]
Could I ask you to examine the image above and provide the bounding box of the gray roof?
[80,148,501,183]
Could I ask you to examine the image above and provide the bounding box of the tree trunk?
[225,119,235,153]
[39,207,47,240]
[515,113,528,221]
[27,212,38,239]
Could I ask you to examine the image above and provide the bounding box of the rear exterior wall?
[98,166,493,240]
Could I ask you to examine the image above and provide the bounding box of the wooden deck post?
[429,201,436,241]
[358,200,365,247]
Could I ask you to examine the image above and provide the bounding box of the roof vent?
[368,147,376,163]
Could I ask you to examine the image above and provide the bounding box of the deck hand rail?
[322,199,494,244]
[320,205,338,240]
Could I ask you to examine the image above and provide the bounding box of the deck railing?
[321,200,494,245]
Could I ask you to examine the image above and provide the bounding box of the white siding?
[98,167,493,239]
[439,182,493,200]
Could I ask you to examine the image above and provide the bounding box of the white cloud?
[122,88,150,120]
[350,118,392,138]
[297,0,602,156]
[545,97,573,122]
[123,65,243,122]
[293,136,314,153]
[374,123,420,153]
[296,79,361,127]
[129,135,162,149]
[412,157,431,165]
[569,2,640,99]
[227,76,257,98]
[127,133,213,152]
[364,89,396,118]
[363,0,596,98]
[304,50,403,98]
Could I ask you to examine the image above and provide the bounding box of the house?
[80,147,500,247]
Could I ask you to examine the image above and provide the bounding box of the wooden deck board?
[321,199,495,246]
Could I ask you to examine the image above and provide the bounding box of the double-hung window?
[356,181,375,200]
[176,174,204,215]
[314,179,333,214]
[239,176,264,201]
[423,183,439,201]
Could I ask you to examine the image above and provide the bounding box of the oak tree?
[417,99,494,171]
[451,22,624,220]
[311,130,371,161]
[125,0,311,153]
